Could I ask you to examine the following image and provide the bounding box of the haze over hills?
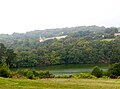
[0,25,119,47]
[1,25,120,37]
[0,25,106,46]
[0,25,106,38]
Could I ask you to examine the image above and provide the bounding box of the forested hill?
[0,25,111,48]
[0,25,106,39]
[0,25,105,48]
[0,25,120,68]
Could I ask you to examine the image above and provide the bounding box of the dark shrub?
[91,66,103,78]
[17,69,34,79]
[17,69,54,79]
[38,70,54,78]
[0,64,11,78]
[108,62,120,78]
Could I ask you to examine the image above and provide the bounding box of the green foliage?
[17,69,35,79]
[73,73,96,79]
[6,49,16,68]
[0,43,16,68]
[108,62,120,77]
[55,75,72,78]
[0,26,120,68]
[11,72,26,79]
[37,71,54,78]
[91,66,103,78]
[0,64,11,78]
[16,69,54,79]
[102,76,110,79]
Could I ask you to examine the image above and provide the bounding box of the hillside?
[0,25,104,48]
[0,25,120,68]
[0,78,120,89]
[0,25,105,39]
[0,25,114,48]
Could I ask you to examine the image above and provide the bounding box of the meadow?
[0,78,120,89]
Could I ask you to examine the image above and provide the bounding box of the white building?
[39,37,45,42]
[114,33,120,36]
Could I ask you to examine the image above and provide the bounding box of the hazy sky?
[0,0,120,34]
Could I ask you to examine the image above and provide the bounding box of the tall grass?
[0,78,120,89]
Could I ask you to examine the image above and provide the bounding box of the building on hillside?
[39,37,45,42]
[102,35,105,38]
[114,32,120,36]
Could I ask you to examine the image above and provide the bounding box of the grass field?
[101,38,115,42]
[55,35,67,40]
[45,35,67,41]
[0,78,120,89]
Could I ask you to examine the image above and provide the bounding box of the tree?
[0,43,6,64]
[0,64,11,78]
[91,66,103,78]
[6,49,16,68]
[0,43,16,68]
[49,51,60,64]
[108,62,120,77]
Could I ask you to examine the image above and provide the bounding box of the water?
[49,68,108,75]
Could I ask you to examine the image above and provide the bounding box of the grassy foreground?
[0,78,120,89]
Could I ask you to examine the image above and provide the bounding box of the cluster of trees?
[0,26,120,68]
[91,62,120,78]
[0,43,16,68]
[6,38,120,68]
[0,25,107,48]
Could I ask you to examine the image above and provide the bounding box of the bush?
[10,72,26,79]
[108,62,120,77]
[91,66,103,78]
[0,64,11,78]
[103,71,109,76]
[102,76,110,79]
[17,69,35,79]
[38,71,54,78]
[16,69,54,79]
[73,73,96,79]
[55,75,72,78]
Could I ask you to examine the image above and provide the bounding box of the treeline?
[0,25,106,48]
[0,43,16,67]
[0,26,120,68]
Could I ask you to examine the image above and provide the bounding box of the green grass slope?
[0,78,120,89]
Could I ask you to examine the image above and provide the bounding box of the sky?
[0,0,120,34]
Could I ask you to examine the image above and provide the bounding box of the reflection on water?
[49,68,108,75]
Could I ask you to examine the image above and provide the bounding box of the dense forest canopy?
[0,25,120,68]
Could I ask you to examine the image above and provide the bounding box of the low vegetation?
[91,66,103,78]
[108,62,120,78]
[0,64,11,78]
[0,62,120,79]
[0,78,120,89]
